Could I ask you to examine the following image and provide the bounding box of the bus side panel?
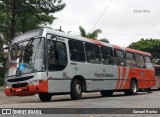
[104,80,118,90]
[119,67,131,90]
[120,67,155,90]
[69,62,103,91]
[92,80,104,90]
[138,70,155,89]
[103,65,118,90]
[114,66,132,90]
[86,80,93,91]
[48,79,71,93]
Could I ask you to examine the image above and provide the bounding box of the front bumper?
[5,80,48,96]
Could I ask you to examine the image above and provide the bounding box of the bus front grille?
[12,82,28,88]
[8,76,33,82]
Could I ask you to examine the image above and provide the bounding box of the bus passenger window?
[85,43,101,64]
[135,54,146,68]
[48,40,67,71]
[145,56,153,69]
[126,52,136,67]
[101,46,115,65]
[69,40,85,62]
[115,50,126,66]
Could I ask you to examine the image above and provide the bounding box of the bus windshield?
[5,37,45,77]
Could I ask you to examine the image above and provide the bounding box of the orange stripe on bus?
[126,48,151,56]
[86,38,105,46]
[116,66,120,89]
[119,67,126,89]
[111,44,121,49]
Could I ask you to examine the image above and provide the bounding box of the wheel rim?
[132,83,137,93]
[76,84,81,94]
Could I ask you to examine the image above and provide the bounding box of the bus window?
[115,50,126,66]
[100,46,115,65]
[126,52,136,67]
[135,54,146,68]
[145,56,153,69]
[69,40,85,62]
[48,40,67,71]
[85,43,101,64]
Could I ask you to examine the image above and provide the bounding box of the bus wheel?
[125,80,138,95]
[70,79,82,100]
[39,93,52,102]
[130,80,138,95]
[100,90,113,97]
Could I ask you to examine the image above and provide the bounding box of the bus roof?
[12,28,152,56]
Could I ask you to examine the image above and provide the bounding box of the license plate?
[16,88,22,92]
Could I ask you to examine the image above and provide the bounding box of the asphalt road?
[0,88,160,117]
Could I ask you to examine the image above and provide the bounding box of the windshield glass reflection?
[6,37,45,77]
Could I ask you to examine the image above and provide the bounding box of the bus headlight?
[29,80,43,85]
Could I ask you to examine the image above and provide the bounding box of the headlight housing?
[5,82,11,88]
[29,80,43,85]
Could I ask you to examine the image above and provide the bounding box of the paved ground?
[0,88,160,117]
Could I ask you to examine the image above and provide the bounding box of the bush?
[0,66,4,86]
[0,77,4,86]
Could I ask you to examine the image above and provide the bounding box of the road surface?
[0,88,160,117]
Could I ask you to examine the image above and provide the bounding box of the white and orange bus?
[4,28,156,101]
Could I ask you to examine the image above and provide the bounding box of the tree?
[79,26,102,40]
[99,38,109,43]
[0,0,66,43]
[129,38,160,63]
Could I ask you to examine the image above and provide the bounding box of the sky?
[51,0,160,47]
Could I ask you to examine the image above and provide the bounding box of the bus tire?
[70,79,82,100]
[39,93,52,102]
[124,80,138,95]
[100,90,113,97]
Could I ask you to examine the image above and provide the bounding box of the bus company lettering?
[94,73,114,78]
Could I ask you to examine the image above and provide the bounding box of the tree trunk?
[10,0,17,43]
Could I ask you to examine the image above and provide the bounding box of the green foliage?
[0,78,4,86]
[99,38,109,43]
[129,38,160,59]
[0,67,4,86]
[79,26,102,40]
[0,0,66,43]
[0,0,66,81]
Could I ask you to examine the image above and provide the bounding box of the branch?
[0,3,11,21]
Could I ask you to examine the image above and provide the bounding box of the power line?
[90,0,112,32]
[100,33,160,36]
[67,30,160,36]
[65,30,160,36]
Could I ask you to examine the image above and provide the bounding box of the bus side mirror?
[3,45,9,52]
[52,35,57,39]
[47,34,57,40]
